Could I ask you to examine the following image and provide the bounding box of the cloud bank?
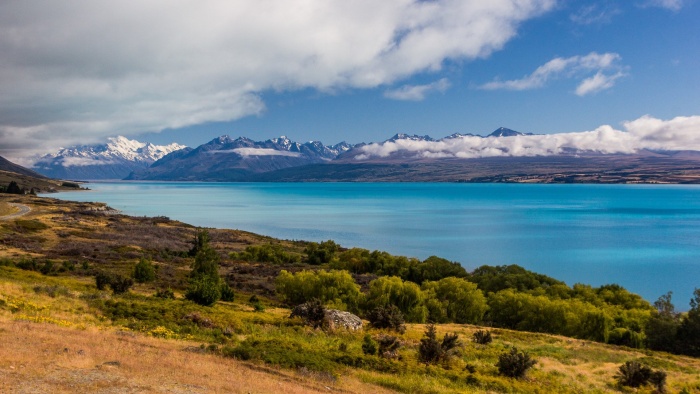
[0,0,556,160]
[480,52,626,96]
[355,115,700,160]
[641,0,685,11]
[230,148,301,158]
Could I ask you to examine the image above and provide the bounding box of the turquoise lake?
[47,182,700,308]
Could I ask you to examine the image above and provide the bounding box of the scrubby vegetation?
[1,195,700,393]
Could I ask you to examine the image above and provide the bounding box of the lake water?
[46,182,700,308]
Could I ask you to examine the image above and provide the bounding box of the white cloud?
[570,4,621,25]
[230,148,301,157]
[641,0,685,11]
[480,52,626,95]
[384,78,451,101]
[355,115,700,160]
[575,71,625,96]
[0,0,556,161]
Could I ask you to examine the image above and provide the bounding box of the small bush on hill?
[220,282,235,302]
[362,334,378,356]
[497,347,536,378]
[185,275,221,306]
[376,335,401,359]
[95,271,133,294]
[290,299,326,329]
[133,258,156,283]
[418,323,460,365]
[367,304,406,333]
[473,330,492,345]
[616,361,667,392]
[154,288,175,299]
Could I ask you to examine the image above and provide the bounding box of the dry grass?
[0,202,20,217]
[0,317,395,394]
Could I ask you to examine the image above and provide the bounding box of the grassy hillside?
[1,194,699,393]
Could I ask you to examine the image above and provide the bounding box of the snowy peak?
[387,133,434,142]
[31,136,186,179]
[488,127,531,137]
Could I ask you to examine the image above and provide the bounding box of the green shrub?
[367,304,406,333]
[376,335,401,359]
[220,282,235,302]
[110,275,134,294]
[95,271,133,294]
[232,243,300,264]
[155,288,175,299]
[304,240,339,265]
[290,299,326,329]
[472,330,492,345]
[362,334,378,356]
[615,360,666,392]
[185,275,221,306]
[133,258,156,283]
[496,347,536,378]
[418,323,460,365]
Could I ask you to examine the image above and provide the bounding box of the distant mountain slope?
[127,135,353,181]
[0,155,47,179]
[32,136,186,180]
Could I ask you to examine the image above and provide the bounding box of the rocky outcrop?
[323,309,363,331]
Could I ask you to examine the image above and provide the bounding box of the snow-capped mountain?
[126,135,357,181]
[32,136,186,180]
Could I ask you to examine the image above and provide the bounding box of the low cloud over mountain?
[352,115,700,160]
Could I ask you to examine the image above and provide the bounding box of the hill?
[1,194,699,393]
[0,154,84,193]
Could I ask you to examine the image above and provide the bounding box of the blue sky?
[0,0,698,160]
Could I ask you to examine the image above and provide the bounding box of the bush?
[376,335,401,359]
[418,323,460,365]
[367,304,406,333]
[232,243,301,264]
[220,282,235,302]
[133,258,156,283]
[155,288,175,299]
[472,330,492,345]
[110,275,134,294]
[362,334,378,356]
[615,360,666,392]
[290,299,326,329]
[496,347,536,378]
[185,275,221,306]
[95,271,133,294]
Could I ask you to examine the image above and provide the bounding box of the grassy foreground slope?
[1,194,699,393]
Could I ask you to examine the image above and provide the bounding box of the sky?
[0,0,699,164]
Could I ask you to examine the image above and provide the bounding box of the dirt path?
[0,203,30,220]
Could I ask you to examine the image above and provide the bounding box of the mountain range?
[21,128,700,183]
[31,136,186,180]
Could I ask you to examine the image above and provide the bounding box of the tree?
[186,229,226,306]
[646,292,680,352]
[133,258,156,283]
[408,256,468,284]
[189,229,211,257]
[275,269,361,312]
[422,277,488,324]
[677,288,700,356]
[364,276,427,323]
[304,240,339,265]
[6,181,22,194]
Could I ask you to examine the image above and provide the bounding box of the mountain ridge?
[31,136,186,180]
